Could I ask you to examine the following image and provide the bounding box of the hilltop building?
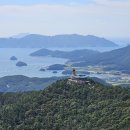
[67,68,91,85]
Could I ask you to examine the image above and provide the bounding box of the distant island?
[52,71,58,73]
[10,56,18,61]
[47,64,66,70]
[0,34,117,48]
[30,48,100,61]
[16,61,27,67]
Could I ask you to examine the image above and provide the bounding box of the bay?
[0,48,67,78]
[0,47,123,81]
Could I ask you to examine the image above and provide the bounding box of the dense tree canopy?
[0,79,130,130]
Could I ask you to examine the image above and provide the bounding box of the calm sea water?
[0,48,67,78]
[0,47,121,78]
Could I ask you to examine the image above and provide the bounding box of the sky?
[0,0,129,38]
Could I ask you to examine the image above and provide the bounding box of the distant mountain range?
[31,45,130,74]
[0,34,117,48]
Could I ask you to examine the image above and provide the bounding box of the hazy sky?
[0,0,129,37]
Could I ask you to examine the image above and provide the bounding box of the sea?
[0,48,68,78]
[0,47,121,78]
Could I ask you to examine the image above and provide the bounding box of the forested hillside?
[31,45,130,74]
[0,79,130,130]
[30,48,99,61]
[73,45,130,74]
[0,75,62,92]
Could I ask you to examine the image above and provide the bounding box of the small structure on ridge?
[67,68,92,85]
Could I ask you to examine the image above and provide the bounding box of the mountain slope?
[31,45,130,73]
[0,75,62,92]
[0,79,130,130]
[0,34,117,48]
[73,45,130,73]
[31,48,100,61]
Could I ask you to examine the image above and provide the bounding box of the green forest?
[0,79,130,130]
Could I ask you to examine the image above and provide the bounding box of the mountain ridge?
[74,45,130,73]
[31,45,130,74]
[0,34,117,48]
[0,75,63,92]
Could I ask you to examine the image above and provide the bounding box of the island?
[47,64,66,70]
[10,56,18,61]
[16,61,27,67]
[39,68,46,71]
[52,71,58,73]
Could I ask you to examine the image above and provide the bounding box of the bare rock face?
[16,61,27,67]
[10,56,18,61]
